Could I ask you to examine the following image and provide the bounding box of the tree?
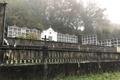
[41,0,109,35]
[5,0,111,37]
[6,0,44,30]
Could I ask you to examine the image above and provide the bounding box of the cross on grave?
[42,35,49,45]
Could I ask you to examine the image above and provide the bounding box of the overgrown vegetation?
[18,32,39,40]
[54,72,120,80]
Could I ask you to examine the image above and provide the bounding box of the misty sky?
[81,0,120,24]
[97,0,120,24]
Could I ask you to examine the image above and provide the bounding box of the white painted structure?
[41,27,57,41]
[41,27,78,43]
[99,39,112,47]
[99,38,120,47]
[82,34,98,45]
[57,33,78,43]
[7,25,41,39]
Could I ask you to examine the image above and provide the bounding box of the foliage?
[55,72,120,80]
[6,0,44,30]
[2,0,118,38]
[41,0,110,35]
[26,32,39,40]
[18,32,39,40]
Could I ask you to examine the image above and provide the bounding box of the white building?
[111,38,120,47]
[81,34,98,45]
[41,27,57,41]
[98,38,120,47]
[7,25,25,38]
[7,25,41,39]
[57,33,78,43]
[41,27,78,43]
[99,39,112,47]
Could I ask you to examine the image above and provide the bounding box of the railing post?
[1,3,7,46]
[97,52,101,69]
[0,49,5,64]
[42,35,48,80]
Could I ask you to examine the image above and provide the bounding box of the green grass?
[54,72,120,80]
